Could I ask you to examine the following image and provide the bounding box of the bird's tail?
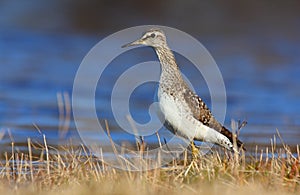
[220,126,245,150]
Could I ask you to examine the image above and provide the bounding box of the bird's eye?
[150,33,156,38]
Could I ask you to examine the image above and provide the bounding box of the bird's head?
[122,28,167,48]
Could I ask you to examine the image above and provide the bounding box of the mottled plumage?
[122,28,244,151]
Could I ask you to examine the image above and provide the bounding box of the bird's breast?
[157,89,197,139]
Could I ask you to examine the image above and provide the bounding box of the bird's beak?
[122,38,143,48]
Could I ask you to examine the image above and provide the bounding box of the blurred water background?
[0,1,300,156]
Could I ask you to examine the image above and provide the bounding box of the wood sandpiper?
[122,28,244,156]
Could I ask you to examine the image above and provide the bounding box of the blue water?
[0,29,300,156]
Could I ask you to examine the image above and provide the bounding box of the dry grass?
[0,132,299,195]
[0,93,299,194]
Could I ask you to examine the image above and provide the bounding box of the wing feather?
[183,89,244,149]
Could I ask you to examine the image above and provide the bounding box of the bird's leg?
[184,141,200,176]
[190,141,199,160]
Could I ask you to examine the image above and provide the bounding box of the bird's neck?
[154,46,183,85]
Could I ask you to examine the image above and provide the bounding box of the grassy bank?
[0,134,299,195]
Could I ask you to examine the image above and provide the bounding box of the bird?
[122,28,244,156]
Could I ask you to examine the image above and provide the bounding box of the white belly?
[158,91,197,140]
[157,90,233,150]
